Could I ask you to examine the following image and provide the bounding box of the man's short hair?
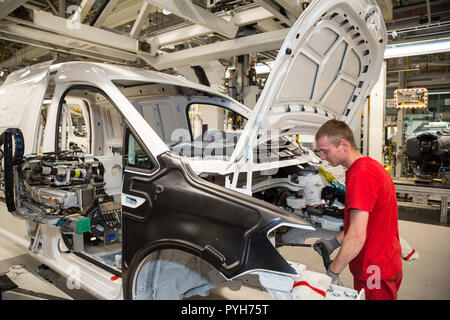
[315,119,357,149]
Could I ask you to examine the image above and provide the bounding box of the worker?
[313,119,402,300]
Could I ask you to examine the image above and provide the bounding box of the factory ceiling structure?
[0,0,449,94]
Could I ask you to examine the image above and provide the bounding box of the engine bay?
[0,140,123,258]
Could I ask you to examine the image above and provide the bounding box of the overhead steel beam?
[78,0,96,22]
[144,28,289,70]
[147,24,211,53]
[0,23,138,63]
[145,0,238,38]
[254,0,293,26]
[102,0,143,28]
[256,19,282,32]
[44,0,59,16]
[130,2,153,39]
[92,0,119,27]
[387,76,450,88]
[0,32,128,65]
[65,0,96,28]
[30,9,140,53]
[0,0,28,20]
[233,6,273,25]
[272,0,302,18]
[146,6,273,49]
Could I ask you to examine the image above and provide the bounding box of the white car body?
[0,0,386,300]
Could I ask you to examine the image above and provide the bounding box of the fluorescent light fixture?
[43,99,52,104]
[427,91,450,95]
[385,37,450,59]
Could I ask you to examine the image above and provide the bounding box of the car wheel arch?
[123,240,227,300]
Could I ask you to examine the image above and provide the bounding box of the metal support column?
[395,108,406,177]
[395,68,407,177]
[368,60,386,165]
[59,0,66,18]
[362,98,369,156]
[441,196,448,225]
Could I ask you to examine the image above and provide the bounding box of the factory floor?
[0,206,448,300]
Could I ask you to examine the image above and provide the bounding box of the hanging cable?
[224,57,238,85]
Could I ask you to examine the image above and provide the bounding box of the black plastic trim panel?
[122,152,312,298]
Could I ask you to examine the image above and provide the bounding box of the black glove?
[313,237,341,257]
[326,266,343,286]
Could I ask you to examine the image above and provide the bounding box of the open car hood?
[228,0,386,165]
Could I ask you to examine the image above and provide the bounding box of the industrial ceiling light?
[427,91,450,95]
[385,37,450,59]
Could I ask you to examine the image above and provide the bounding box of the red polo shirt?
[344,157,402,281]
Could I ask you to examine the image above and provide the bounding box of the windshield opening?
[113,80,249,160]
[187,103,248,141]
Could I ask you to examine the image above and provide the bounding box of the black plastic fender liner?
[122,220,292,300]
[0,128,25,164]
[1,128,24,212]
[2,131,15,212]
[121,152,313,299]
[121,238,223,300]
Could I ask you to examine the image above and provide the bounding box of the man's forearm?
[329,209,368,274]
[330,235,365,274]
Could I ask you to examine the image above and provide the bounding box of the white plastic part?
[251,261,364,300]
[400,237,420,262]
[121,193,146,209]
[286,196,307,210]
[326,284,365,300]
[320,215,344,232]
[302,173,324,206]
[292,270,332,300]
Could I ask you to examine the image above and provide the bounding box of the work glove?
[313,237,341,257]
[326,266,343,286]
